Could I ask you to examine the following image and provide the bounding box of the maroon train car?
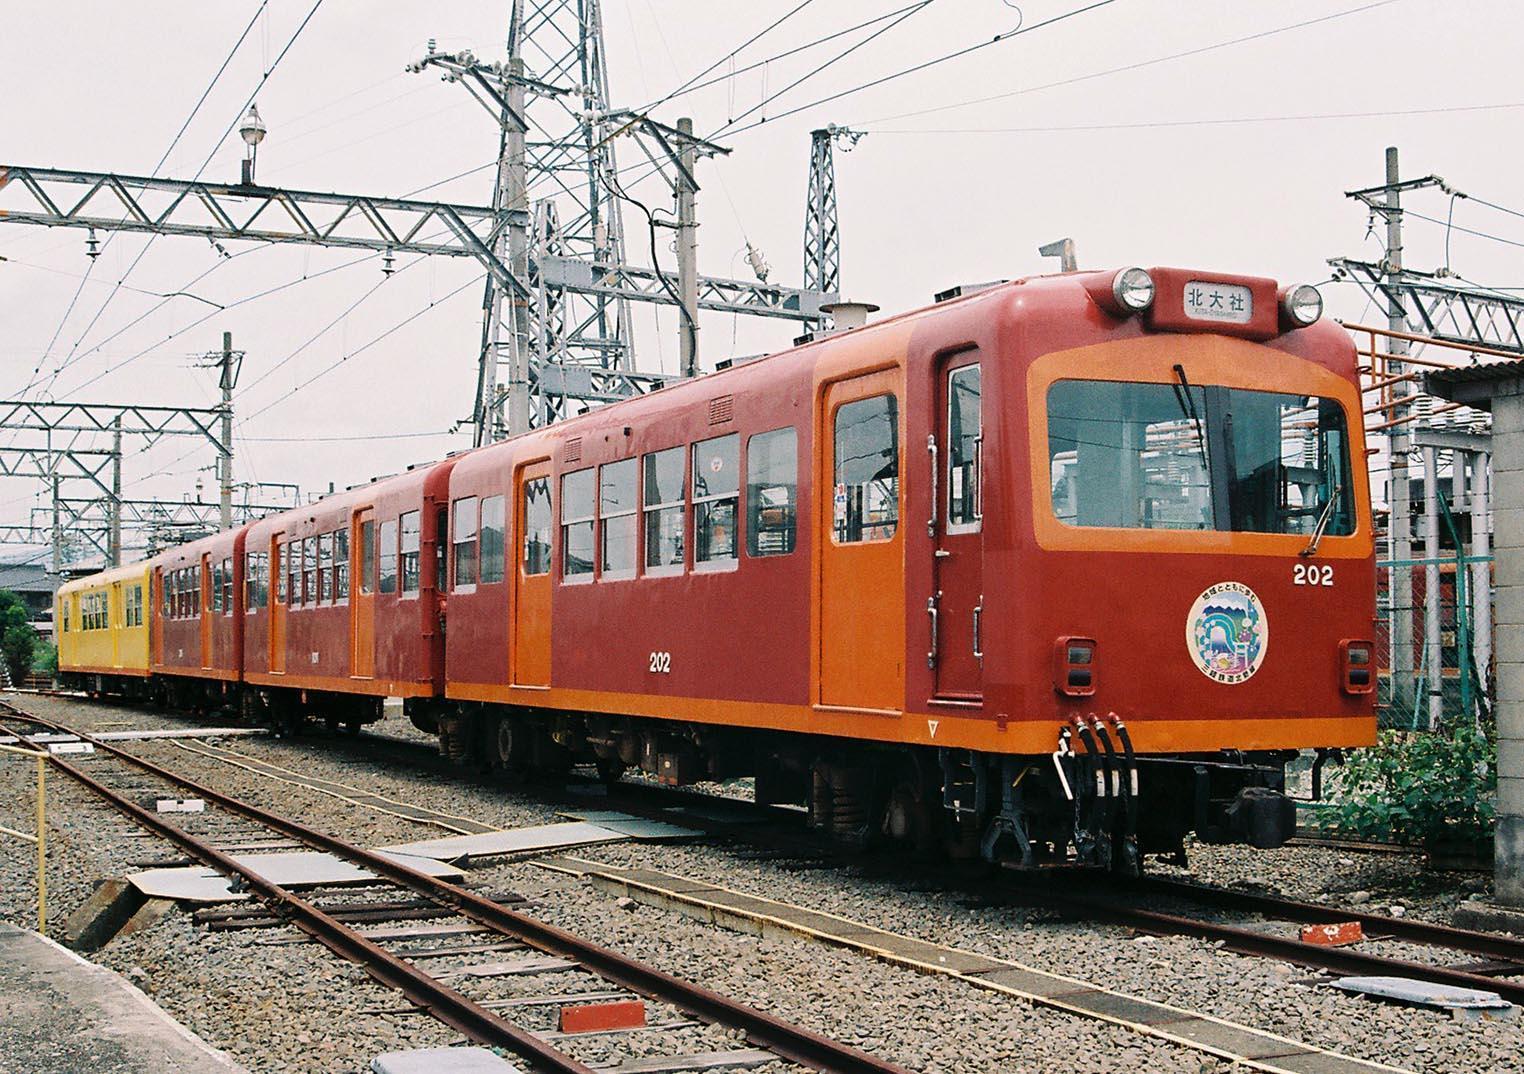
[239,460,458,731]
[150,526,248,706]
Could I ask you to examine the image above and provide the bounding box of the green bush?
[34,641,56,676]
[1332,720,1496,847]
[0,589,37,686]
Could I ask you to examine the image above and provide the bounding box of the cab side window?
[833,394,899,543]
[692,434,739,566]
[746,427,798,556]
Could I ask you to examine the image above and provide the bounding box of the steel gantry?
[1330,258,1524,355]
[0,159,829,441]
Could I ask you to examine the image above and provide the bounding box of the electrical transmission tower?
[803,126,863,299]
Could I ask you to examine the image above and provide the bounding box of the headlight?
[1282,283,1323,327]
[1111,267,1155,313]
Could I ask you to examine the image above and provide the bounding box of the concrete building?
[1428,362,1523,905]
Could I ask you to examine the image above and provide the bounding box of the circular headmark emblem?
[1186,581,1268,684]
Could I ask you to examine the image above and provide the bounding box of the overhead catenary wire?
[852,0,1405,128]
[21,0,273,401]
[42,0,327,391]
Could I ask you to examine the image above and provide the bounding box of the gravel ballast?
[0,692,1512,1073]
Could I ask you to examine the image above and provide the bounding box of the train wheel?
[488,716,527,775]
[343,719,363,736]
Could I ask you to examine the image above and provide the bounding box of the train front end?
[1008,267,1375,871]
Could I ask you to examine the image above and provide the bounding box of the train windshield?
[1047,378,1354,536]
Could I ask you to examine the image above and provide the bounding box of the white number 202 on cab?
[648,651,672,674]
[1293,563,1334,587]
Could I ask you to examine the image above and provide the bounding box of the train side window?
[400,511,421,594]
[379,520,399,594]
[300,537,315,606]
[434,508,446,592]
[334,530,350,601]
[480,495,505,584]
[453,497,479,588]
[523,478,551,576]
[275,544,287,605]
[746,427,797,557]
[359,521,375,595]
[222,556,234,615]
[561,469,595,580]
[833,394,900,543]
[693,434,739,567]
[61,597,70,633]
[318,534,334,603]
[212,562,224,613]
[600,459,637,579]
[947,365,982,531]
[643,447,685,573]
[246,552,258,609]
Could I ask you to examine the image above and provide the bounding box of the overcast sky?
[1,0,1518,560]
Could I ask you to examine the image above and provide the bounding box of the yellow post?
[35,753,45,933]
[0,743,50,933]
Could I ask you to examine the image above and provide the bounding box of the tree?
[0,589,37,686]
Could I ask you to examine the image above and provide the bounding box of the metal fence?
[1377,554,1492,730]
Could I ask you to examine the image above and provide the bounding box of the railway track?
[1,704,910,1074]
[23,694,1522,1023]
[1011,873,1524,1006]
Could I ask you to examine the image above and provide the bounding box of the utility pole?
[1383,146,1416,718]
[109,416,122,567]
[677,117,699,379]
[219,332,237,530]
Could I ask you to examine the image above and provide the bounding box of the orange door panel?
[513,461,552,688]
[270,536,287,674]
[933,355,984,700]
[819,370,905,711]
[352,510,375,678]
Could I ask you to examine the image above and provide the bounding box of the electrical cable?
[22,0,273,400]
[852,0,1403,128]
[639,0,820,112]
[46,0,326,389]
[712,0,941,136]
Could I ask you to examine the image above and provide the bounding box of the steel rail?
[1050,889,1524,1005]
[3,707,912,1074]
[1133,876,1524,966]
[0,718,601,1074]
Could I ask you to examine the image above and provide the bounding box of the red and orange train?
[57,265,1376,872]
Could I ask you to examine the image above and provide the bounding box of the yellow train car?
[56,562,153,696]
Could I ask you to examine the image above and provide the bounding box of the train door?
[199,554,212,669]
[110,581,123,668]
[270,536,287,674]
[931,355,983,700]
[512,462,552,688]
[352,510,375,678]
[819,370,905,711]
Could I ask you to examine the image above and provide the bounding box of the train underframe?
[60,671,1299,873]
[414,702,1299,875]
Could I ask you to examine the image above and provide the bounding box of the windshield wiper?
[1301,475,1343,557]
[1171,364,1210,471]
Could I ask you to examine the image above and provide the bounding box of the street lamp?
[239,104,267,186]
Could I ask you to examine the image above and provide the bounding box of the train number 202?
[1293,563,1334,587]
[648,651,672,674]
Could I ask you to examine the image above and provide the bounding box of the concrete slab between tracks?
[129,849,464,903]
[0,922,247,1073]
[538,857,1414,1074]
